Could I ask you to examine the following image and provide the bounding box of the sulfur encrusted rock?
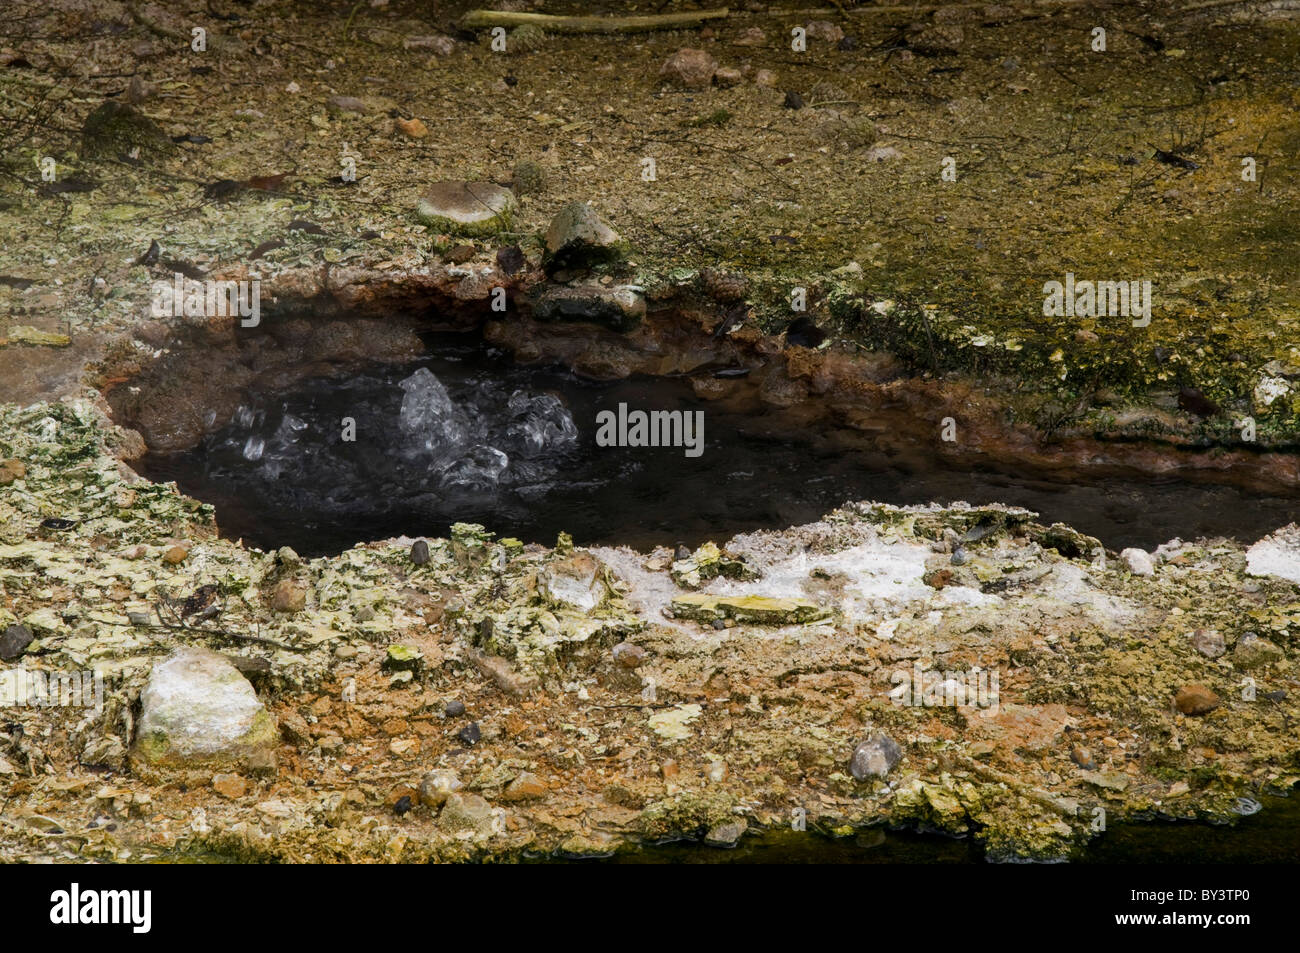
[130,647,278,781]
[670,593,829,625]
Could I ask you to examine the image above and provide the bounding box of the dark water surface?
[137,335,1299,557]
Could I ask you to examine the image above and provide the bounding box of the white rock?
[1246,525,1300,585]
[1253,375,1289,410]
[132,647,277,771]
[1119,548,1155,576]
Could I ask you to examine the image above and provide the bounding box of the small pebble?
[0,624,34,662]
[445,699,466,717]
[393,795,412,816]
[950,546,968,566]
[783,90,805,110]
[458,722,481,746]
[410,539,430,565]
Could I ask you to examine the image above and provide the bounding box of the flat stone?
[1175,684,1220,716]
[383,644,424,672]
[416,181,517,235]
[1245,524,1300,584]
[670,594,829,625]
[326,95,369,114]
[212,773,248,799]
[1233,633,1284,670]
[1080,770,1130,792]
[532,284,644,332]
[503,771,548,801]
[130,647,278,780]
[5,326,71,347]
[713,66,743,88]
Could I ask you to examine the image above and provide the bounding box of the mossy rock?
[512,158,547,195]
[543,201,623,272]
[415,181,517,236]
[508,24,547,53]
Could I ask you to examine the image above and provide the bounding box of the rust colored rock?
[503,771,548,801]
[212,773,248,799]
[270,578,307,613]
[924,568,953,589]
[0,458,26,485]
[162,545,189,565]
[660,48,717,88]
[1175,684,1220,716]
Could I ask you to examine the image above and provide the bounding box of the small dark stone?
[497,244,525,276]
[203,178,244,202]
[446,243,476,264]
[0,625,33,662]
[837,35,858,51]
[393,795,413,816]
[1177,387,1221,418]
[674,544,692,562]
[1265,689,1288,703]
[445,699,466,717]
[783,90,805,110]
[39,518,77,530]
[950,546,968,566]
[458,722,481,746]
[784,316,825,348]
[1151,346,1172,364]
[410,539,430,565]
[504,74,518,87]
[711,618,727,630]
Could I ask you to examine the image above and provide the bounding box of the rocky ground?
[0,398,1298,862]
[1,0,1299,862]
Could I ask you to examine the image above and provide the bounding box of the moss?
[80,102,175,161]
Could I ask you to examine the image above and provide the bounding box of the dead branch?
[460,8,731,34]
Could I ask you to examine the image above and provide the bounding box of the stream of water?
[138,334,1299,556]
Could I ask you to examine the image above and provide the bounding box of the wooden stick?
[459,8,731,34]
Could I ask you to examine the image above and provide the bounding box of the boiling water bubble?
[398,367,467,452]
[505,391,579,454]
[440,444,509,489]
